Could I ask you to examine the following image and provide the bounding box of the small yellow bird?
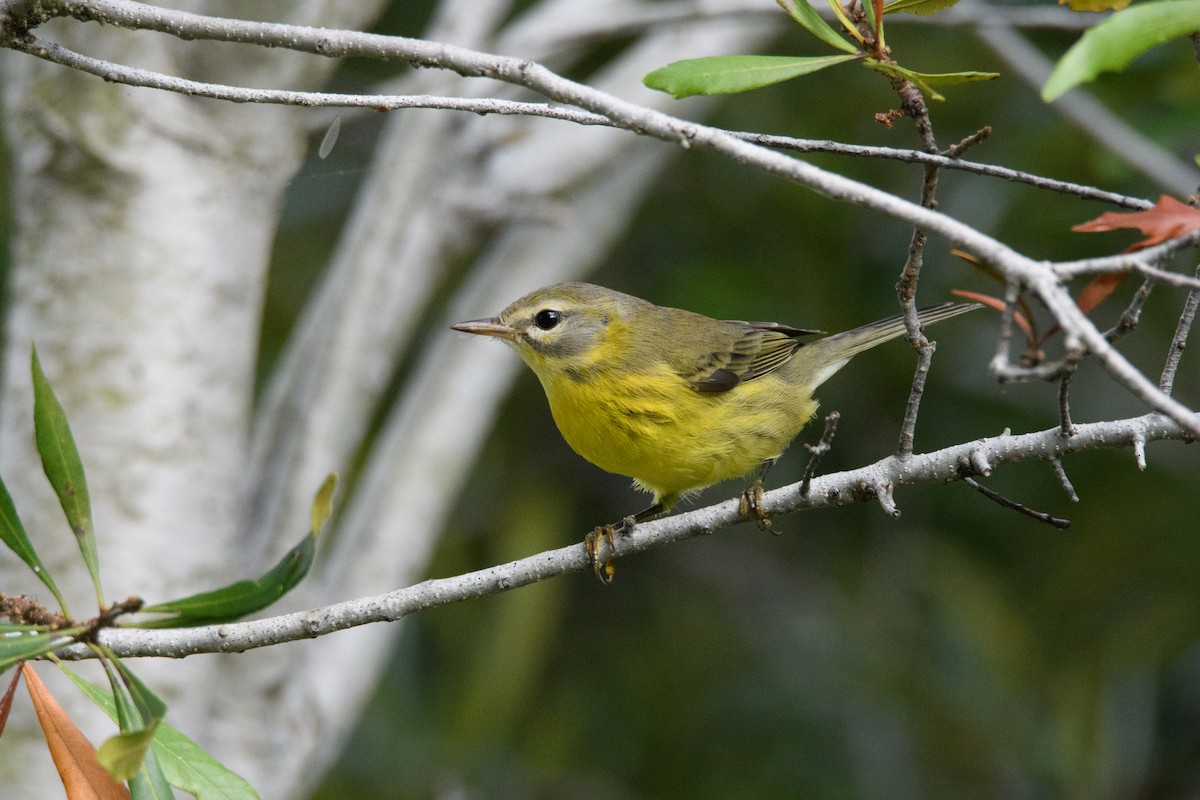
[453,283,975,578]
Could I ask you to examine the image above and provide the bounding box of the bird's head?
[451,283,632,378]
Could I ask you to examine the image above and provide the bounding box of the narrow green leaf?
[128,746,178,800]
[0,475,69,612]
[0,623,54,632]
[645,54,859,98]
[865,0,882,44]
[1043,0,1200,101]
[310,473,337,536]
[98,655,175,795]
[826,0,863,41]
[128,747,176,800]
[110,654,168,722]
[0,631,77,672]
[61,666,261,800]
[132,476,332,629]
[31,346,103,605]
[775,0,860,53]
[865,61,1000,85]
[883,0,962,16]
[135,529,316,628]
[102,657,140,731]
[865,60,999,100]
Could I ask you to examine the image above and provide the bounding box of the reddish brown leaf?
[951,249,1041,329]
[0,667,22,738]
[951,289,1037,344]
[1075,272,1128,315]
[22,663,130,800]
[1073,195,1200,251]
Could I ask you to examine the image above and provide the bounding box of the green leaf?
[0,623,53,632]
[102,719,177,800]
[110,654,168,722]
[644,54,859,98]
[865,60,1000,100]
[883,0,962,16]
[135,476,331,628]
[98,721,161,781]
[0,631,79,672]
[135,529,317,627]
[127,741,176,800]
[826,0,863,42]
[149,722,260,800]
[1042,0,1200,101]
[102,656,141,731]
[865,0,882,42]
[61,666,261,800]
[31,346,104,606]
[99,656,176,796]
[0,475,70,613]
[775,0,860,53]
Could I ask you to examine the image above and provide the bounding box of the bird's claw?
[585,524,617,585]
[739,478,776,533]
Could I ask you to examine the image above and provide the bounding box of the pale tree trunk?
[0,2,390,795]
[0,0,775,797]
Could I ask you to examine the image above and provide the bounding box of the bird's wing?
[681,321,823,394]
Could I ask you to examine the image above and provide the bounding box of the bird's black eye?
[535,309,562,330]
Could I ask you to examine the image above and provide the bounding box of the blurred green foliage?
[295,5,1200,800]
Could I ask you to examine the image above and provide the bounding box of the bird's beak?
[451,317,514,339]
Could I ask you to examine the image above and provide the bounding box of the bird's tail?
[797,302,979,391]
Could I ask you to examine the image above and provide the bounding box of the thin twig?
[800,411,840,496]
[897,342,935,457]
[963,477,1072,529]
[1,36,615,123]
[894,79,941,458]
[1104,277,1156,342]
[942,126,992,159]
[896,197,936,457]
[1050,457,1079,502]
[1161,263,1200,395]
[989,281,1029,382]
[737,131,1148,209]
[1055,242,1200,288]
[1058,365,1078,437]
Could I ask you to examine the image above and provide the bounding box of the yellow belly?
[539,365,818,507]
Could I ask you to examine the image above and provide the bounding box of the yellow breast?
[536,364,818,507]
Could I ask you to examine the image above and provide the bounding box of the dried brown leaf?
[0,667,21,737]
[1073,195,1200,251]
[1075,272,1128,315]
[951,289,1037,343]
[22,663,130,800]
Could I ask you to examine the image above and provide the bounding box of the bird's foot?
[739,478,776,533]
[584,524,617,585]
